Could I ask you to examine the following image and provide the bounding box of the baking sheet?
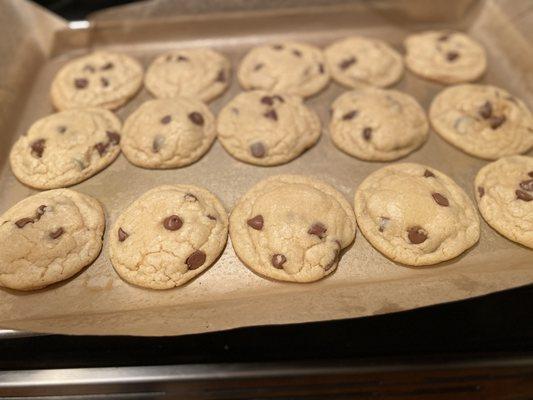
[0,0,531,336]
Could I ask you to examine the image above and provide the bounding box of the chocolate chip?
[516,190,533,202]
[264,109,278,121]
[57,126,67,134]
[478,186,485,198]
[185,193,198,202]
[160,115,172,124]
[101,77,109,87]
[250,142,266,158]
[342,110,358,120]
[152,135,165,153]
[407,226,427,244]
[101,62,114,70]
[177,55,189,62]
[188,112,204,126]
[118,228,129,242]
[83,64,95,72]
[74,78,88,89]
[15,218,34,228]
[254,63,264,71]
[186,250,206,270]
[272,44,283,50]
[339,57,356,70]
[207,215,217,221]
[36,205,47,217]
[478,101,492,119]
[271,254,287,269]
[107,131,120,145]
[378,217,390,232]
[49,227,64,239]
[318,63,325,74]
[529,171,533,178]
[215,69,226,83]
[438,34,450,41]
[260,96,274,106]
[424,169,435,178]
[519,179,533,192]
[30,139,46,158]
[308,222,327,239]
[94,142,107,156]
[247,215,264,230]
[362,127,372,141]
[489,115,506,129]
[432,192,449,207]
[273,95,284,103]
[163,215,183,231]
[446,51,459,61]
[292,49,302,57]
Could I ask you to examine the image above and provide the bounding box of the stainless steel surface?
[0,329,44,339]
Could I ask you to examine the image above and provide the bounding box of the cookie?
[144,48,231,102]
[429,84,533,160]
[325,36,404,88]
[230,175,356,283]
[0,189,105,291]
[354,163,480,266]
[237,41,330,98]
[10,108,122,189]
[109,185,228,289]
[217,91,321,166]
[121,98,216,169]
[475,156,533,248]
[330,88,428,161]
[51,51,143,110]
[404,30,487,84]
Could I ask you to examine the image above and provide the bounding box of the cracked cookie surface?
[330,88,428,161]
[354,163,480,266]
[230,175,356,283]
[475,156,533,248]
[10,108,122,189]
[121,98,216,169]
[404,30,486,84]
[430,84,533,160]
[237,41,330,98]
[0,189,105,291]
[217,91,321,166]
[325,36,403,88]
[109,185,228,289]
[51,51,143,110]
[145,48,231,102]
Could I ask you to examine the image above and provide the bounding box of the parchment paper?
[0,0,531,336]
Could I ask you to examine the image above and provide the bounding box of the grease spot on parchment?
[83,274,114,291]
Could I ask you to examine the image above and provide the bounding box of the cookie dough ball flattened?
[354,164,480,266]
[10,108,122,189]
[325,36,404,88]
[475,156,533,248]
[51,51,143,110]
[217,91,321,166]
[230,175,356,283]
[330,88,428,161]
[0,189,105,291]
[145,48,231,102]
[238,41,330,98]
[121,98,216,169]
[404,31,487,84]
[430,84,533,160]
[109,185,228,289]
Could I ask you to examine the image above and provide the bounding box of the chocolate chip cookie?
[430,84,533,159]
[325,36,404,88]
[230,175,356,282]
[121,98,216,169]
[145,48,231,102]
[51,51,143,110]
[237,41,330,98]
[217,91,321,166]
[0,189,105,291]
[404,30,487,84]
[10,108,122,189]
[330,88,428,161]
[475,156,533,248]
[354,163,480,266]
[109,185,228,289]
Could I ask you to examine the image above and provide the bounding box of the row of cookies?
[1,157,531,291]
[49,30,487,112]
[10,82,533,189]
